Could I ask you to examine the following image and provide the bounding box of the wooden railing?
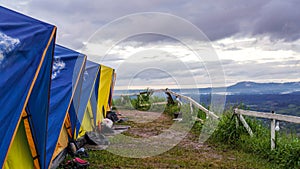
[118,89,219,119]
[165,89,219,119]
[234,108,300,150]
[118,89,300,150]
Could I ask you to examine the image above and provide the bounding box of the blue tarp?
[47,45,86,167]
[0,6,56,169]
[76,60,100,137]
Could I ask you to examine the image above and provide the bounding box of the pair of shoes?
[63,157,89,169]
[73,157,90,168]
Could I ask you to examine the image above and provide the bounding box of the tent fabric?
[76,63,115,137]
[76,60,100,138]
[69,66,85,137]
[53,126,69,160]
[77,101,95,138]
[25,30,56,169]
[23,110,40,168]
[47,45,86,168]
[91,73,100,127]
[4,120,34,169]
[0,6,56,169]
[108,72,117,108]
[96,65,114,125]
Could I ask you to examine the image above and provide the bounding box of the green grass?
[92,96,300,168]
[87,142,275,169]
[209,109,300,169]
[79,109,276,169]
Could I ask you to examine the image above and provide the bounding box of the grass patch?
[210,109,300,169]
[97,95,295,168]
[87,143,275,169]
[81,106,277,169]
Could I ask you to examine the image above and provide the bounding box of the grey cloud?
[188,0,300,41]
[222,59,300,84]
[114,53,226,88]
[113,54,300,88]
[251,0,300,41]
[2,0,300,49]
[1,0,299,89]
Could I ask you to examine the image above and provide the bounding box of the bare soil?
[88,109,274,169]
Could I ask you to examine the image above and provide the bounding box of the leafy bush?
[164,103,180,116]
[113,93,152,111]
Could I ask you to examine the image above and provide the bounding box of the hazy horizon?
[114,80,300,90]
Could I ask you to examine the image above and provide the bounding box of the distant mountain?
[196,81,300,95]
[114,81,300,96]
[226,81,300,95]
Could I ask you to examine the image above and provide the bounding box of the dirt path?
[118,109,225,155]
[88,109,274,168]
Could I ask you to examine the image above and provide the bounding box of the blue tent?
[47,45,86,168]
[76,60,100,138]
[0,6,56,169]
[75,62,115,138]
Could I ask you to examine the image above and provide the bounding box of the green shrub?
[211,109,300,169]
[210,110,247,145]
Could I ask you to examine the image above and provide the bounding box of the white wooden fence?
[234,108,300,150]
[118,89,300,150]
[118,89,219,119]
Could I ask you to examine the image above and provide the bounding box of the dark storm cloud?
[184,0,300,41]
[251,0,300,41]
[1,0,300,48]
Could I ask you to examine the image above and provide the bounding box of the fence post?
[271,111,276,150]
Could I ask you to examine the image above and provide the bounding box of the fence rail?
[234,108,300,150]
[119,89,219,119]
[118,89,300,150]
[166,90,219,119]
[234,109,300,124]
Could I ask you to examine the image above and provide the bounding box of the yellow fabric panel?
[96,65,113,124]
[49,114,72,168]
[53,113,72,160]
[77,101,94,138]
[53,112,72,159]
[77,126,85,138]
[53,126,68,159]
[22,112,39,169]
[4,120,34,169]
[87,100,94,127]
[108,72,116,108]
[64,113,72,137]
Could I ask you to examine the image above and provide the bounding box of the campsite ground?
[88,110,275,169]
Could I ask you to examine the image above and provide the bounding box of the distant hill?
[190,81,300,95]
[226,81,300,95]
[114,81,300,96]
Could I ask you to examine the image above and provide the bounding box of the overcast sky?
[1,0,300,89]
